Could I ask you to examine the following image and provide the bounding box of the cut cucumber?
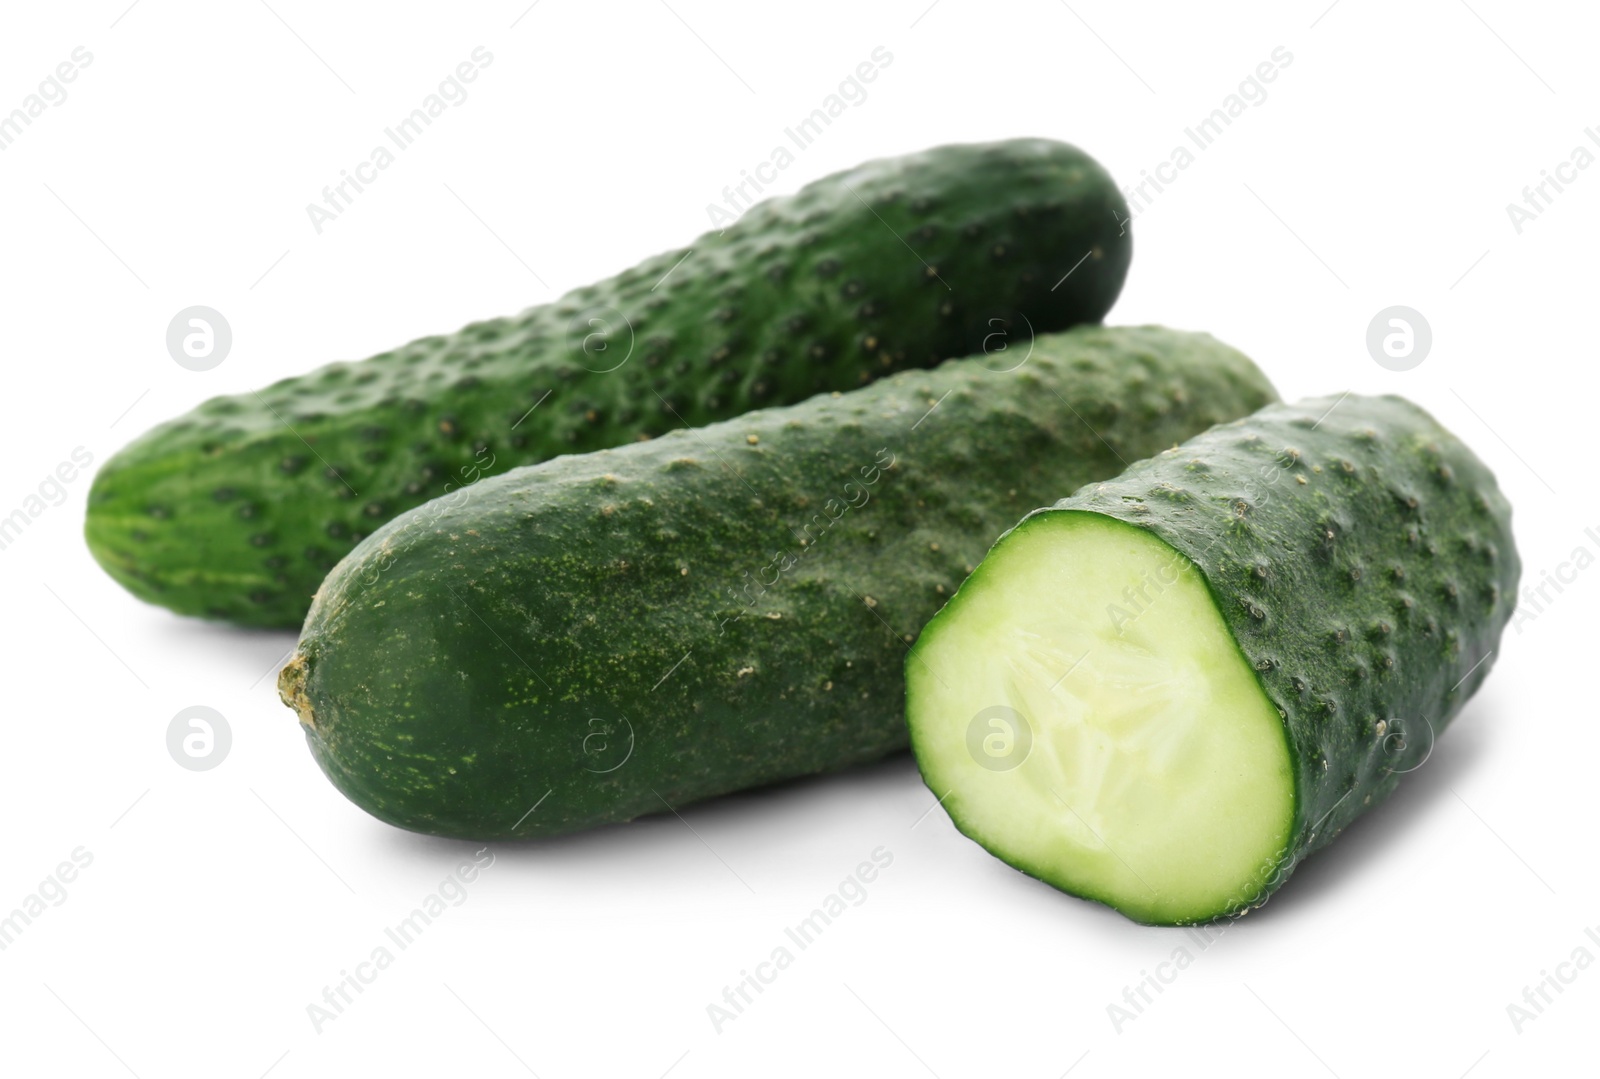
[909,513,1295,924]
[907,394,1520,924]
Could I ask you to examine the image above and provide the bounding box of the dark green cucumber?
[906,394,1519,924]
[276,326,1276,839]
[86,139,1131,628]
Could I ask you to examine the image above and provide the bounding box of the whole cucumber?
[278,326,1277,839]
[87,139,1131,627]
[906,394,1520,924]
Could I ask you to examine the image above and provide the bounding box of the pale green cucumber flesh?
[908,512,1295,925]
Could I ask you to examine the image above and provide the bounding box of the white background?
[0,1,1592,1075]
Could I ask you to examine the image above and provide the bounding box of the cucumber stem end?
[278,653,316,729]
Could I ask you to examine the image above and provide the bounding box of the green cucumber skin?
[86,139,1131,628]
[279,326,1277,840]
[1013,395,1520,919]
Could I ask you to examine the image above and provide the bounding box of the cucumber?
[906,394,1519,925]
[86,139,1132,628]
[276,326,1277,839]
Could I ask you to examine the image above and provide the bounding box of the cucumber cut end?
[907,511,1295,925]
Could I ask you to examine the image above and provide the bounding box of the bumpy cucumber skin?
[86,140,1131,628]
[975,395,1520,923]
[278,327,1277,840]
